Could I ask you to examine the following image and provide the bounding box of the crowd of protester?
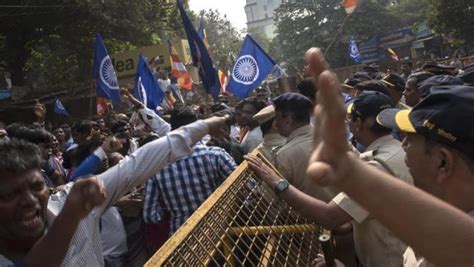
[0,47,473,267]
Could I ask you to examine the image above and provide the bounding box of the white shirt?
[100,207,127,257]
[0,121,209,266]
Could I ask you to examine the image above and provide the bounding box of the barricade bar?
[145,150,325,266]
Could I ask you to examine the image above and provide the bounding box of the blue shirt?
[143,144,236,233]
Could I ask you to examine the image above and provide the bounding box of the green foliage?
[0,0,185,88]
[273,0,404,69]
[247,28,272,53]
[386,0,429,27]
[427,0,474,47]
[198,9,243,72]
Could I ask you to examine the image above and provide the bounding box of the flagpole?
[325,14,351,55]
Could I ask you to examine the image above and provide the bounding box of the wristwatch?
[274,179,290,194]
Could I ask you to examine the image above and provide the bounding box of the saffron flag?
[348,36,362,64]
[96,97,109,116]
[388,48,400,61]
[93,33,121,106]
[168,40,193,91]
[169,84,185,104]
[165,91,176,107]
[177,0,220,97]
[228,35,275,99]
[218,69,229,94]
[134,54,165,110]
[343,0,358,15]
[54,98,69,117]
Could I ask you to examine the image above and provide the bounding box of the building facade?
[244,0,316,40]
[244,0,283,39]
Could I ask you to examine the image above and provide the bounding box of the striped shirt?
[144,144,236,233]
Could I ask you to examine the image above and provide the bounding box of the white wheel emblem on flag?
[351,45,358,54]
[232,55,259,85]
[56,100,64,110]
[99,55,119,90]
[351,45,359,55]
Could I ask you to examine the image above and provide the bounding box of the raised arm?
[69,138,122,182]
[97,116,228,212]
[122,87,171,136]
[136,106,171,137]
[305,48,474,267]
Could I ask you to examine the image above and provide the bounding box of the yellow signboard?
[111,39,191,78]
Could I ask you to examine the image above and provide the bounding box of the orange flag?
[218,69,229,94]
[96,97,109,115]
[168,41,193,90]
[343,0,358,15]
[165,91,176,107]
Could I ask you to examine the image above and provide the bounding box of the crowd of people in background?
[0,47,473,267]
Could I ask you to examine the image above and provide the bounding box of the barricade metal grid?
[145,151,325,266]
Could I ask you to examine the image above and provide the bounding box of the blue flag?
[177,0,220,97]
[134,54,165,110]
[54,98,69,117]
[93,33,121,106]
[348,36,362,64]
[228,35,276,99]
[197,21,205,41]
[271,64,288,79]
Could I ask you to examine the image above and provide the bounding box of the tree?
[197,9,243,72]
[427,0,474,49]
[247,27,272,53]
[272,0,404,69]
[0,0,186,88]
[386,0,429,27]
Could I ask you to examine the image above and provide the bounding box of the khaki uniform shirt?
[403,210,474,267]
[258,133,286,163]
[275,124,336,202]
[240,127,263,154]
[332,135,413,267]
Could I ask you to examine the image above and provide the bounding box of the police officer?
[252,105,286,162]
[297,47,473,267]
[381,73,410,109]
[377,85,474,266]
[246,91,413,267]
[272,93,336,201]
[403,72,434,107]
[333,91,413,267]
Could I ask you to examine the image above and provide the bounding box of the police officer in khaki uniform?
[246,91,413,267]
[252,105,286,162]
[272,93,336,202]
[332,91,413,267]
[377,85,474,267]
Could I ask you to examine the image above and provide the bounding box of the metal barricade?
[145,151,326,266]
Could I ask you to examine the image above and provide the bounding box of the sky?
[189,0,248,31]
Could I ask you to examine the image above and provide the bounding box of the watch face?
[276,180,289,192]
